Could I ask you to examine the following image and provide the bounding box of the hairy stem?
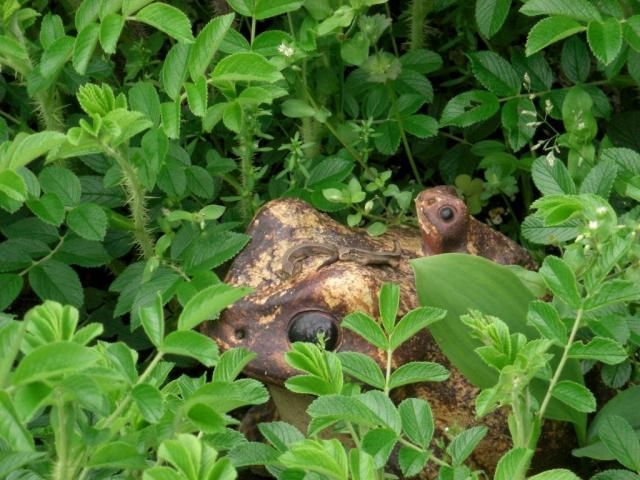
[409,0,434,50]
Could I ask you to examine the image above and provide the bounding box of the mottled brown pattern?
[203,192,572,478]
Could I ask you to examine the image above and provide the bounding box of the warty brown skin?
[204,192,572,478]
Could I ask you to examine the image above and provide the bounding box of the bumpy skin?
[204,193,571,478]
[415,186,537,269]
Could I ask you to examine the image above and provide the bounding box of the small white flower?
[544,99,553,114]
[577,121,586,130]
[546,151,556,166]
[575,234,585,242]
[588,220,599,230]
[278,42,295,57]
[522,110,537,117]
[526,121,542,128]
[529,93,536,100]
[596,206,608,216]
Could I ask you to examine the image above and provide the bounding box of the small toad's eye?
[439,206,455,222]
[288,311,339,351]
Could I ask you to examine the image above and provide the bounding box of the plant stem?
[409,0,434,50]
[19,235,66,276]
[386,84,422,184]
[538,307,584,421]
[250,15,257,45]
[384,347,393,395]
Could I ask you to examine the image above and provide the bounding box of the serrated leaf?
[13,341,98,384]
[255,0,303,20]
[399,398,433,448]
[494,448,533,480]
[526,17,586,56]
[527,301,567,345]
[585,280,640,311]
[532,156,577,195]
[29,260,84,307]
[561,36,591,83]
[389,362,449,389]
[398,447,429,477]
[0,170,27,203]
[468,51,520,96]
[341,311,387,350]
[40,35,74,78]
[0,274,23,311]
[625,16,640,53]
[0,392,34,451]
[552,380,596,412]
[161,43,191,101]
[178,283,252,331]
[447,426,488,466]
[337,352,385,389]
[139,292,164,347]
[134,3,194,43]
[475,0,512,38]
[580,159,617,198]
[161,330,219,367]
[390,307,446,350]
[132,384,164,423]
[598,415,640,471]
[39,166,82,207]
[402,114,438,139]
[569,337,627,365]
[213,347,256,383]
[6,132,66,170]
[99,14,124,54]
[88,441,147,469]
[67,203,107,241]
[26,193,65,226]
[212,52,283,83]
[189,13,234,80]
[528,470,582,480]
[520,0,601,22]
[539,256,581,308]
[73,23,99,75]
[588,18,623,66]
[185,76,208,118]
[160,100,181,139]
[440,90,499,128]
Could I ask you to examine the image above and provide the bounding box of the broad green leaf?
[529,470,582,480]
[279,439,348,479]
[552,380,596,413]
[0,392,34,451]
[0,34,29,62]
[389,362,449,389]
[54,237,111,267]
[561,36,591,83]
[399,398,433,449]
[527,301,567,345]
[475,0,512,38]
[580,159,617,198]
[75,0,100,31]
[0,171,27,203]
[588,18,623,66]
[139,292,164,347]
[73,23,99,75]
[390,307,446,350]
[66,203,107,241]
[40,35,74,78]
[213,347,256,383]
[569,337,627,365]
[161,43,191,101]
[398,447,429,477]
[521,214,581,244]
[185,76,208,118]
[307,395,381,432]
[255,0,303,20]
[349,449,376,480]
[337,351,385,389]
[598,416,640,471]
[440,90,499,128]
[379,282,399,333]
[132,384,164,423]
[468,51,520,96]
[26,193,65,226]
[341,32,369,66]
[281,99,316,118]
[5,132,66,170]
[525,17,586,56]
[520,0,601,22]
[447,426,488,466]
[189,13,234,80]
[134,3,194,43]
[13,341,98,384]
[39,166,81,206]
[501,97,536,151]
[531,155,577,195]
[161,331,219,367]
[584,280,640,311]
[161,100,181,139]
[493,447,533,480]
[625,16,640,52]
[539,256,581,308]
[402,114,438,139]
[361,429,398,469]
[212,52,283,83]
[29,260,84,307]
[341,311,387,350]
[227,442,279,466]
[177,283,252,331]
[99,14,124,54]
[258,421,305,452]
[88,441,147,469]
[0,274,22,311]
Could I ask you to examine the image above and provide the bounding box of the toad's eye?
[439,206,455,222]
[288,311,339,350]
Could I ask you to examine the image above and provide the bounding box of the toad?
[204,188,568,478]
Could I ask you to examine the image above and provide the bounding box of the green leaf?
[625,16,640,52]
[501,97,536,151]
[13,341,99,384]
[161,100,181,139]
[307,395,381,432]
[402,114,438,139]
[259,422,304,452]
[5,132,66,170]
[281,99,316,118]
[493,448,533,480]
[341,32,369,66]
[89,441,147,469]
[584,280,640,311]
[0,274,22,311]
[389,362,449,389]
[39,166,81,207]
[580,159,617,198]
[213,347,256,382]
[0,170,27,203]
[569,337,627,365]
[520,0,601,22]
[134,3,194,43]
[525,17,586,56]
[374,120,401,154]
[598,416,640,471]
[341,311,387,350]
[178,283,252,331]
[161,330,219,367]
[398,447,429,477]
[588,18,623,66]
[139,292,164,347]
[26,193,65,226]
[529,470,582,480]
[468,51,520,96]
[527,301,567,346]
[447,426,488,466]
[279,439,348,479]
[228,442,278,466]
[66,203,107,241]
[475,0,512,38]
[440,90,499,128]
[29,260,84,307]
[399,398,433,449]
[162,43,191,101]
[561,36,591,83]
[0,392,34,451]
[378,283,399,333]
[349,449,376,480]
[40,35,74,78]
[185,76,208,118]
[73,23,99,75]
[390,307,446,350]
[132,384,164,423]
[54,237,111,267]
[552,380,596,413]
[255,0,304,19]
[337,352,385,389]
[361,429,398,469]
[212,52,283,83]
[189,13,234,80]
[99,14,124,54]
[539,256,581,308]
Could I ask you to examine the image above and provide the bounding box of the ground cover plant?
[1,0,640,478]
